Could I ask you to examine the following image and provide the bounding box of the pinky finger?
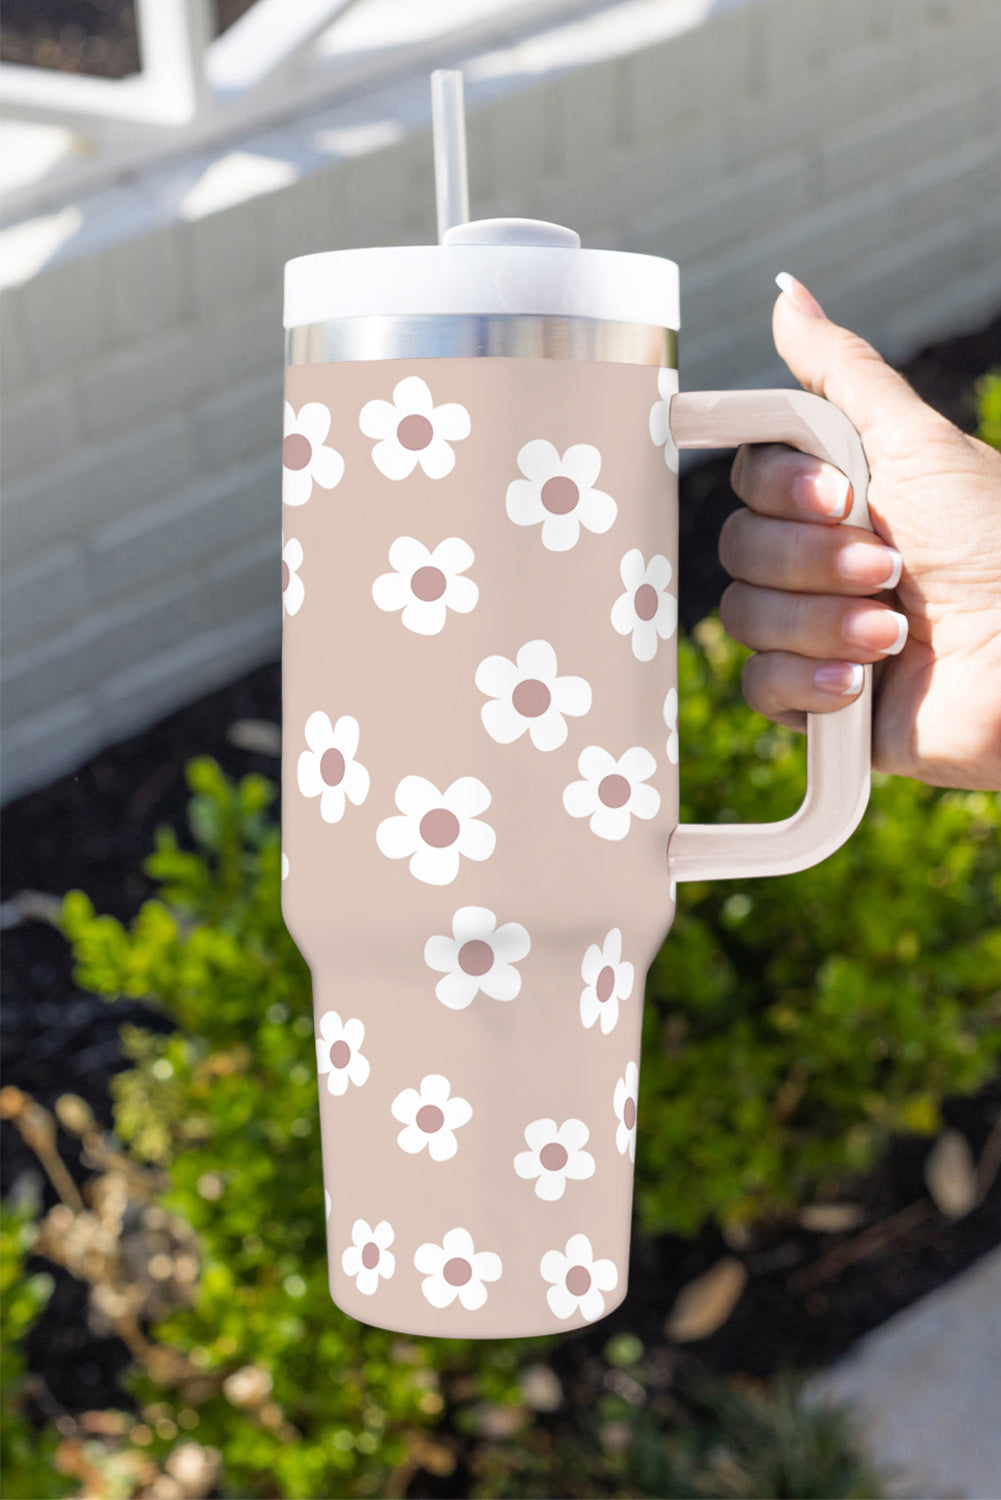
[741,651,865,732]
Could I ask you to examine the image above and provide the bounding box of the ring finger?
[718,510,903,596]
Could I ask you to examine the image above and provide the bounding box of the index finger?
[730,442,853,524]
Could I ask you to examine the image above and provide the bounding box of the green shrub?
[1,1200,72,1499]
[637,619,1001,1234]
[469,1369,885,1499]
[50,622,999,1495]
[975,369,1001,450]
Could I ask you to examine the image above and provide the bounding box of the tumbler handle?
[668,388,872,884]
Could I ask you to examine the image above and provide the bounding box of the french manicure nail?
[885,610,908,655]
[792,467,851,519]
[843,607,909,655]
[775,271,825,318]
[813,662,865,697]
[881,547,903,591]
[835,543,903,589]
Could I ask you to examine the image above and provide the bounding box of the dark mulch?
[3,313,1000,1436]
[0,0,257,78]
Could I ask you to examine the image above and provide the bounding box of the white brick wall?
[2,0,1000,801]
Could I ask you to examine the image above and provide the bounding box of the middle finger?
[719,510,903,596]
[720,581,909,661]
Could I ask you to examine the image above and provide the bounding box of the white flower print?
[514,1118,595,1201]
[563,745,660,841]
[614,1061,640,1162]
[475,639,591,751]
[315,1011,370,1096]
[282,401,345,506]
[611,549,678,662]
[372,536,478,636]
[541,1233,618,1322]
[649,366,680,472]
[415,1227,502,1311]
[282,534,304,616]
[579,928,634,1035]
[359,375,470,480]
[391,1073,472,1161]
[297,712,369,823]
[424,906,531,1010]
[377,775,495,886]
[664,687,679,765]
[281,851,289,882]
[341,1218,395,1295]
[324,1188,331,1220]
[506,440,616,552]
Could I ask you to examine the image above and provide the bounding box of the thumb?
[772,274,931,461]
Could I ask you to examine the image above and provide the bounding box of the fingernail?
[843,607,909,655]
[775,271,825,318]
[880,547,903,590]
[813,662,865,697]
[886,611,908,654]
[835,543,903,589]
[792,466,851,519]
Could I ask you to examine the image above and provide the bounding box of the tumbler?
[281,214,871,1337]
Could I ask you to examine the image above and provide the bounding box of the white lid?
[283,217,679,330]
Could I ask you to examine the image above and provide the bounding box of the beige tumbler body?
[282,346,682,1337]
[282,226,872,1339]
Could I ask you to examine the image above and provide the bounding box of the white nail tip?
[775,271,796,295]
[846,663,865,695]
[882,548,903,591]
[886,612,909,656]
[829,472,851,519]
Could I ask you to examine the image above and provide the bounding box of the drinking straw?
[431,69,470,241]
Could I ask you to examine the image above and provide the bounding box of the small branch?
[2,1091,85,1213]
[790,1200,932,1293]
[975,1110,1001,1202]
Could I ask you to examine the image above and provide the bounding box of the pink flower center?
[565,1264,591,1296]
[416,1105,445,1133]
[458,939,494,976]
[329,1040,351,1069]
[320,748,345,787]
[281,559,290,592]
[420,808,460,848]
[397,414,434,451]
[361,1241,381,1270]
[411,565,447,602]
[512,678,551,717]
[623,1097,636,1131]
[596,965,616,1003]
[540,1142,568,1171]
[540,476,580,515]
[283,433,312,471]
[443,1256,472,1286]
[598,774,631,808]
[634,583,659,621]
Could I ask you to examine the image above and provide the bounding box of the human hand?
[718,274,1001,791]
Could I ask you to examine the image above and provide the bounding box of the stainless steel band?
[285,314,677,367]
